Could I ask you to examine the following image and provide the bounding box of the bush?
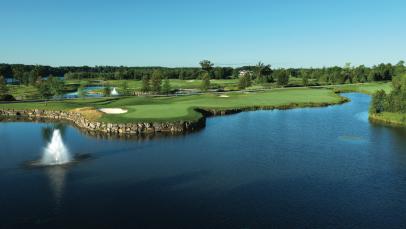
[0,94,16,101]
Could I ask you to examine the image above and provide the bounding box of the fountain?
[110,87,119,96]
[41,130,71,166]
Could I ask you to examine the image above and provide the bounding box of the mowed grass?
[329,82,392,94]
[1,88,344,123]
[371,112,406,126]
[7,85,41,99]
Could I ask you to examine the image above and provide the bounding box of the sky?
[1,0,405,68]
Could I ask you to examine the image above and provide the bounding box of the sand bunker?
[219,95,230,98]
[99,108,128,114]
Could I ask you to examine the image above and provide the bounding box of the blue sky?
[1,0,405,67]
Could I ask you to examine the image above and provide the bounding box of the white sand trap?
[219,95,230,98]
[99,108,128,114]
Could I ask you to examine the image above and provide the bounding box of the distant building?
[239,70,252,77]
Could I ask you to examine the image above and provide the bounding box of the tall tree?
[38,81,53,100]
[121,81,130,95]
[275,70,290,86]
[48,76,64,98]
[199,60,214,73]
[162,78,171,94]
[238,73,252,89]
[370,90,387,113]
[255,62,273,84]
[151,70,162,94]
[201,72,211,91]
[302,72,309,86]
[395,60,405,76]
[141,76,151,92]
[0,75,9,96]
[178,70,186,80]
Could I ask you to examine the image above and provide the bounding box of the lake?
[1,93,406,228]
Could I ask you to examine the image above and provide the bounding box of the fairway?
[1,88,345,123]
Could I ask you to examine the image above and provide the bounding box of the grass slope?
[370,112,406,126]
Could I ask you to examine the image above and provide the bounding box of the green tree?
[0,75,9,96]
[370,90,387,113]
[12,66,24,84]
[302,73,309,86]
[36,76,64,100]
[141,76,150,92]
[214,67,224,79]
[121,81,130,95]
[31,65,44,85]
[386,75,406,113]
[151,70,162,94]
[48,76,64,98]
[199,60,214,73]
[275,70,289,86]
[179,70,186,80]
[395,60,405,76]
[238,73,252,89]
[354,65,367,83]
[201,72,211,91]
[38,82,53,100]
[103,86,111,97]
[255,62,272,84]
[162,78,171,94]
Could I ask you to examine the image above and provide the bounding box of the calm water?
[1,93,406,228]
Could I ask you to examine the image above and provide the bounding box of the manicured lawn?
[1,88,345,123]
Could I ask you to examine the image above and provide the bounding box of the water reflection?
[45,166,68,207]
[42,124,70,206]
[355,111,369,123]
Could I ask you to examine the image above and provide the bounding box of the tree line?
[1,61,404,86]
[1,61,405,99]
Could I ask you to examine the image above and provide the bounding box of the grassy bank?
[370,112,406,127]
[1,88,346,123]
[328,82,392,94]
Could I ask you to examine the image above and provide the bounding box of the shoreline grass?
[328,82,392,95]
[370,112,406,127]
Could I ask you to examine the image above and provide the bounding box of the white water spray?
[41,130,71,166]
[110,87,119,96]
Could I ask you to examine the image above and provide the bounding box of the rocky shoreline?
[0,96,349,137]
[0,109,206,135]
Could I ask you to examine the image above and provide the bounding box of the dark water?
[1,93,406,228]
